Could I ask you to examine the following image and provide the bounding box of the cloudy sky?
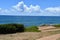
[0,0,60,16]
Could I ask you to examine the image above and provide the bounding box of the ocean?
[0,15,60,26]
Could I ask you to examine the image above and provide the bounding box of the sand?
[36,34,60,40]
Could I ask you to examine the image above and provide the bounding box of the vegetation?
[25,26,41,32]
[13,24,25,32]
[53,24,60,28]
[0,24,41,34]
[0,24,24,34]
[41,24,49,26]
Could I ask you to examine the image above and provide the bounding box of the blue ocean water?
[0,15,60,26]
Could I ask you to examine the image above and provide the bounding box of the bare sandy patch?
[38,26,56,30]
[37,34,60,40]
[0,32,41,40]
[38,26,60,32]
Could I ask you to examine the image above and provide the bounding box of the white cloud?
[0,1,60,16]
[0,8,1,10]
[42,7,60,16]
[45,7,60,13]
[12,1,41,13]
[28,5,41,13]
[12,1,24,12]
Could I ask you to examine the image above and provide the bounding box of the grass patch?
[25,26,41,32]
[53,24,60,28]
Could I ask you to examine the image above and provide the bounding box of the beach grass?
[25,26,41,32]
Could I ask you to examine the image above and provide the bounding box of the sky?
[0,0,60,16]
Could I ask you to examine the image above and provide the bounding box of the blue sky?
[0,0,60,16]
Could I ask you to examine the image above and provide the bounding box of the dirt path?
[36,34,60,40]
[41,29,60,32]
[0,32,41,40]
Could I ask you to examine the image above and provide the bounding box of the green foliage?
[53,24,60,28]
[0,24,41,34]
[0,24,24,34]
[25,26,41,32]
[41,24,49,26]
[13,24,25,32]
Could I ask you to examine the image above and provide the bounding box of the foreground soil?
[0,32,41,40]
[36,34,60,40]
[0,30,60,40]
[36,26,60,40]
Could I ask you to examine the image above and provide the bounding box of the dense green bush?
[13,24,25,32]
[0,24,24,34]
[0,24,41,34]
[25,26,41,32]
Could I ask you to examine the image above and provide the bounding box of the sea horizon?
[0,15,60,26]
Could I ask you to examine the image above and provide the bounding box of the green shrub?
[41,24,49,26]
[25,26,41,32]
[0,24,41,34]
[0,24,25,34]
[0,24,16,33]
[13,24,25,32]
